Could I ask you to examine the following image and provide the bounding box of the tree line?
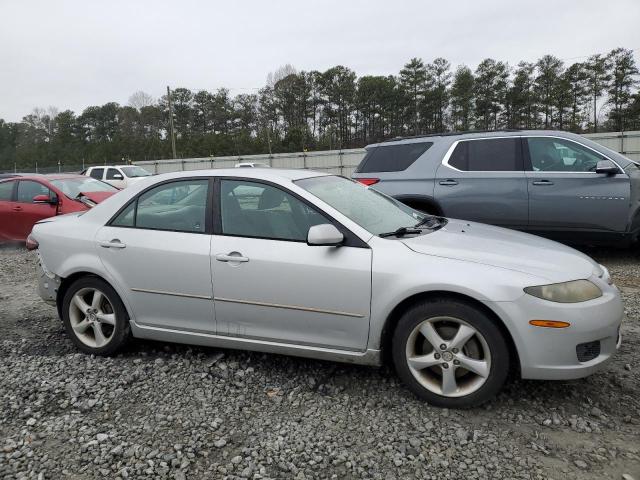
[1,48,639,171]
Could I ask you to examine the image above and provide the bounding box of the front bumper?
[487,278,623,380]
[37,253,60,306]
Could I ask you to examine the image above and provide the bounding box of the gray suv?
[352,130,640,246]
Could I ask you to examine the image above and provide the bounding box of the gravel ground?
[0,245,639,480]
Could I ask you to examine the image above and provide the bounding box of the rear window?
[448,138,521,171]
[89,168,104,180]
[356,142,432,173]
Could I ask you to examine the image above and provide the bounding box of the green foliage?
[1,48,639,171]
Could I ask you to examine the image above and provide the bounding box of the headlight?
[524,280,602,303]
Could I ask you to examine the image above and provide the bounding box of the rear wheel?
[392,298,509,408]
[61,277,130,355]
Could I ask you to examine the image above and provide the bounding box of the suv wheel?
[392,298,509,408]
[61,277,130,355]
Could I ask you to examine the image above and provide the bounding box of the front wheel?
[61,276,130,356]
[392,299,509,408]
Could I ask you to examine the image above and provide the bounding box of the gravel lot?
[1,245,639,480]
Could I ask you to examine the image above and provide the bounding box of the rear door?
[89,168,105,181]
[524,136,629,233]
[0,180,17,241]
[10,180,58,240]
[434,137,528,227]
[96,178,215,333]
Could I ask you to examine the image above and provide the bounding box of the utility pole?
[167,86,177,159]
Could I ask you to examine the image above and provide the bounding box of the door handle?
[215,252,249,263]
[532,180,554,186]
[99,239,126,249]
[12,206,22,211]
[439,179,459,186]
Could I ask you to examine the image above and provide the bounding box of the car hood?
[400,219,600,283]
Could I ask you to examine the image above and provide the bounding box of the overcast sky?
[2,0,639,122]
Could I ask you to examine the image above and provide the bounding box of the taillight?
[26,234,39,251]
[356,178,380,186]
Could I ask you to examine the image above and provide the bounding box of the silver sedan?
[30,169,623,407]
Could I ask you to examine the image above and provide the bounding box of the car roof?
[0,173,87,182]
[152,168,332,182]
[367,129,585,148]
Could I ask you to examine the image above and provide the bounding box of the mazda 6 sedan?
[29,169,623,407]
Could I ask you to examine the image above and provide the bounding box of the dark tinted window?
[357,142,432,173]
[449,138,521,171]
[106,168,121,180]
[89,168,104,180]
[17,181,51,203]
[0,181,14,201]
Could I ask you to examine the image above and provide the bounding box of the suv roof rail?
[381,129,523,143]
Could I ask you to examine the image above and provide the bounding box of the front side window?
[448,138,521,171]
[89,168,104,180]
[526,137,607,172]
[17,181,52,203]
[0,181,14,201]
[296,175,423,236]
[220,180,329,241]
[356,142,432,173]
[106,168,121,180]
[111,180,208,233]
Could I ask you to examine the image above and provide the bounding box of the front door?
[434,137,528,228]
[524,136,630,233]
[11,180,59,240]
[96,179,215,332]
[211,179,372,351]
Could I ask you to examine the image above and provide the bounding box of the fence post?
[339,150,344,176]
[154,161,158,174]
[621,131,625,155]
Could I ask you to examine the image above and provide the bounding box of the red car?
[0,174,119,243]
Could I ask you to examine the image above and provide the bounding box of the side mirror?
[595,160,619,175]
[307,224,344,246]
[33,194,58,205]
[112,173,124,180]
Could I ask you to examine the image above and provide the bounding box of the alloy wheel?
[68,287,116,348]
[405,316,491,398]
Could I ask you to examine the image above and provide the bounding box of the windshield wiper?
[379,226,423,238]
[413,215,439,228]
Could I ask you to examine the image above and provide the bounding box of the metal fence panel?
[135,132,640,175]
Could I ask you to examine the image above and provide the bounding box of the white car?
[235,162,270,168]
[82,165,153,189]
[30,169,623,407]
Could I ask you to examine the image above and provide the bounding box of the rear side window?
[0,181,14,201]
[448,138,522,171]
[111,180,209,233]
[89,168,104,180]
[357,142,432,173]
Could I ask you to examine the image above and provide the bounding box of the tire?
[61,276,131,356]
[392,298,509,408]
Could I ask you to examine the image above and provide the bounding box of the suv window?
[449,138,522,171]
[357,142,433,173]
[111,180,208,233]
[89,168,104,180]
[17,181,52,203]
[106,168,121,180]
[0,181,14,201]
[526,137,607,172]
[220,180,330,241]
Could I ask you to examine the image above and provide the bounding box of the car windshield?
[121,166,152,178]
[50,178,118,198]
[295,175,427,236]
